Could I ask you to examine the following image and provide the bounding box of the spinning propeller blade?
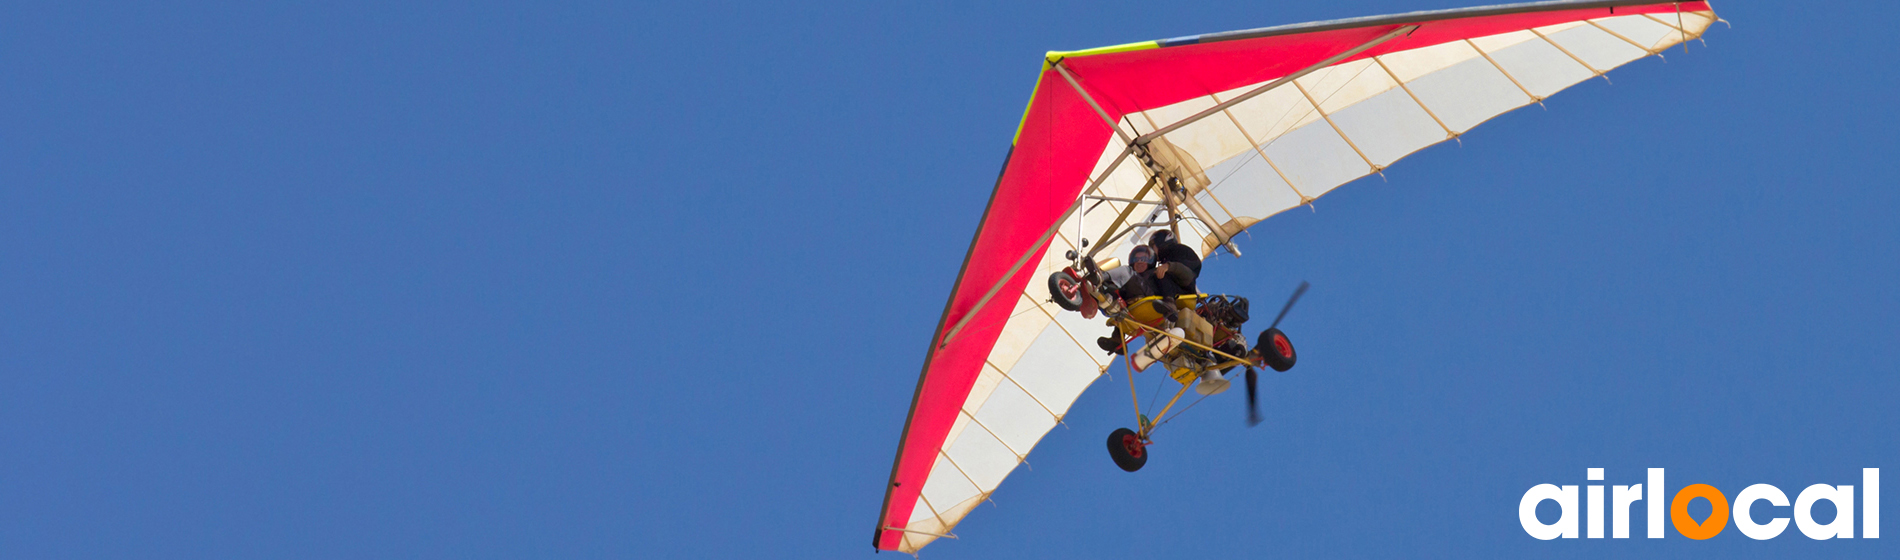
[1248,281,1306,427]
[1245,367,1261,427]
[1268,281,1310,330]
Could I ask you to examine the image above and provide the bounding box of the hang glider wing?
[876,1,1718,552]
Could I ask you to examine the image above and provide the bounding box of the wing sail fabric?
[877,2,1716,552]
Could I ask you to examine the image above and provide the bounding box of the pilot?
[1096,245,1173,354]
[1110,246,1158,299]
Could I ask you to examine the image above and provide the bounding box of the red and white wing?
[876,1,1717,552]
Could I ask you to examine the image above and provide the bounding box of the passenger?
[1147,229,1200,297]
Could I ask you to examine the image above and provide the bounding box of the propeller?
[1267,280,1309,330]
[1245,367,1261,426]
[1247,281,1309,427]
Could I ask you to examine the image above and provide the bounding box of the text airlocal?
[1519,468,1879,540]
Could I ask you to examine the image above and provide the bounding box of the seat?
[1117,294,1203,328]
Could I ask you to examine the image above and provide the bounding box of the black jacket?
[1116,269,1160,301]
[1152,239,1202,275]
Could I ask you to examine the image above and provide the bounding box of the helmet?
[1148,229,1176,246]
[1128,245,1155,265]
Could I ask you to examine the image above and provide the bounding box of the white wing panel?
[972,379,1058,455]
[1484,35,1597,99]
[1194,190,1235,226]
[1327,86,1451,168]
[1011,341,1103,411]
[988,293,1054,374]
[1200,150,1304,224]
[1261,119,1371,198]
[1300,58,1400,115]
[1405,53,1534,132]
[901,491,984,551]
[1045,308,1108,368]
[1546,24,1648,71]
[943,416,1018,491]
[1595,15,1674,51]
[1006,321,1101,402]
[917,454,981,523]
[1380,39,1487,83]
[1221,84,1323,150]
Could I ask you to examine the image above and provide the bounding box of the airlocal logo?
[1520,468,1879,540]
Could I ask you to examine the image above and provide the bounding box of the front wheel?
[1257,327,1296,372]
[1048,271,1085,312]
[1106,428,1148,472]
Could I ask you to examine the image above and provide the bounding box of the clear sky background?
[2,1,1895,558]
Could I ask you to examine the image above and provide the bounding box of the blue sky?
[2,1,1895,558]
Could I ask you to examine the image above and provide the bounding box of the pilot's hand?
[1154,263,1170,276]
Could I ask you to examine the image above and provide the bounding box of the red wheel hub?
[1121,433,1145,458]
[1272,333,1293,358]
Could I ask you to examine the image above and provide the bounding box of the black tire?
[1048,271,1084,312]
[1106,428,1148,472]
[1257,327,1297,372]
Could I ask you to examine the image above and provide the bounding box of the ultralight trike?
[1049,256,1304,472]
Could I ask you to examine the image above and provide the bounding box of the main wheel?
[1048,271,1084,312]
[1257,327,1297,372]
[1106,427,1148,472]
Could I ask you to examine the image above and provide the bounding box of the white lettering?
[1867,468,1880,539]
[1734,484,1789,540]
[1612,484,1642,538]
[1795,484,1855,539]
[1520,484,1579,540]
[1648,468,1665,538]
[1527,467,1879,542]
[1588,468,1604,538]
